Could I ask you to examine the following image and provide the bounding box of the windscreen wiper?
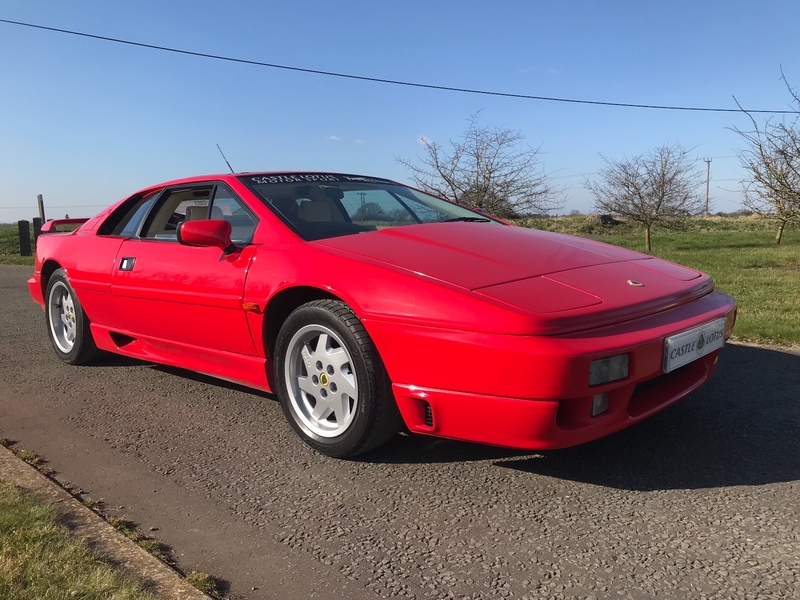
[440,216,491,223]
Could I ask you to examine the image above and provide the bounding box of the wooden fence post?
[32,217,43,245]
[18,220,31,257]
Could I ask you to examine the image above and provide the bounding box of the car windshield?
[240,173,498,240]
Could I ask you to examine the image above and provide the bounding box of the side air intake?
[424,402,434,428]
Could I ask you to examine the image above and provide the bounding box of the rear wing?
[40,218,90,233]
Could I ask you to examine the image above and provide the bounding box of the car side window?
[210,185,258,245]
[140,186,213,240]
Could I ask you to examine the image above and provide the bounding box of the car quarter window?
[98,191,160,237]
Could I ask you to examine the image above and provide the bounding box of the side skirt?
[90,324,274,394]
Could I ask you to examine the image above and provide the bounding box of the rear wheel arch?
[40,260,63,298]
[45,268,100,364]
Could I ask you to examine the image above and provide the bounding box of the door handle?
[119,257,136,271]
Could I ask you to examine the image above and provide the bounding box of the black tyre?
[274,299,402,457]
[45,269,100,365]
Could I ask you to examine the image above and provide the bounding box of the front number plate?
[663,318,726,373]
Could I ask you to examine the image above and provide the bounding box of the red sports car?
[28,172,737,457]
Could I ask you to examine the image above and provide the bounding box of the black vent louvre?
[424,402,434,427]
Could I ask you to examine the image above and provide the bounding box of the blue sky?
[1,1,799,222]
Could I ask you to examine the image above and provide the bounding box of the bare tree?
[731,73,800,244]
[397,113,559,219]
[585,144,703,252]
[353,202,387,221]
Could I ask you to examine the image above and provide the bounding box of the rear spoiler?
[41,218,90,233]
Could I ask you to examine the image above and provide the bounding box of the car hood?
[315,223,713,331]
[314,222,646,289]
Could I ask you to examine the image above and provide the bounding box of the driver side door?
[110,182,259,356]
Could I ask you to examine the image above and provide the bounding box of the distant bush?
[514,215,798,236]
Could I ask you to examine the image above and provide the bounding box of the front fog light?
[589,354,629,386]
[591,393,610,417]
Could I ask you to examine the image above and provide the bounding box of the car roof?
[134,172,403,196]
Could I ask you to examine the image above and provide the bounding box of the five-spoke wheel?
[285,324,359,438]
[45,269,99,364]
[274,299,402,457]
[48,279,78,354]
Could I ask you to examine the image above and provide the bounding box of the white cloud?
[354,139,366,145]
[417,135,432,146]
[327,135,342,142]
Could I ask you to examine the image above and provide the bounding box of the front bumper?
[392,349,719,449]
[366,290,736,450]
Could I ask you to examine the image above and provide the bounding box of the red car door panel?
[110,240,258,356]
[63,236,126,327]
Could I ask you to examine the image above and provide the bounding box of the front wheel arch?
[264,286,340,360]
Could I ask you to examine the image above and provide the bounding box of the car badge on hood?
[627,280,645,287]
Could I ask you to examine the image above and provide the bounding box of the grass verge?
[1,440,223,598]
[0,255,35,266]
[0,480,157,600]
[186,571,220,596]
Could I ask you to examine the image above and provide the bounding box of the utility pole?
[703,158,712,218]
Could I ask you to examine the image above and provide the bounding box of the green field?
[0,223,35,265]
[2,218,798,345]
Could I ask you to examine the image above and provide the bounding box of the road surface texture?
[1,264,798,599]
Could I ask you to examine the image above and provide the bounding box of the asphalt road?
[1,264,798,599]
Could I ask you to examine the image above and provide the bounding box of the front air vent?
[424,402,434,428]
[628,362,699,418]
[108,331,135,348]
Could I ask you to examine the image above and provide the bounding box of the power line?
[0,204,108,209]
[2,18,798,115]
